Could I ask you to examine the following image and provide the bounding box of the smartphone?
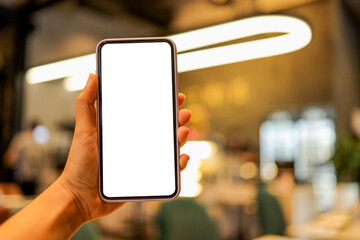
[96,38,179,202]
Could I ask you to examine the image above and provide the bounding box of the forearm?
[0,178,85,240]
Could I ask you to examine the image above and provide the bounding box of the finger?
[179,109,191,126]
[178,93,186,107]
[75,73,98,134]
[180,154,190,171]
[177,126,190,147]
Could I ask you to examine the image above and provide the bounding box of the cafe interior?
[0,0,360,239]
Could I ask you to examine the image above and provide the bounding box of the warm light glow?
[179,141,212,197]
[63,72,89,91]
[172,15,312,72]
[239,162,258,180]
[171,15,310,52]
[180,141,212,160]
[26,54,95,84]
[25,15,312,90]
[175,15,311,72]
[261,162,278,181]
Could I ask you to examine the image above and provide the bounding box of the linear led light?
[25,15,312,90]
[27,54,95,84]
[174,15,312,72]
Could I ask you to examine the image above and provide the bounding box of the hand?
[58,73,192,222]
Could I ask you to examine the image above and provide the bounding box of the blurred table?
[0,194,32,214]
[254,235,296,240]
[287,212,360,240]
[0,183,32,224]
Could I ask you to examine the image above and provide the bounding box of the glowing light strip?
[27,54,95,84]
[174,15,311,72]
[171,15,311,53]
[25,15,312,90]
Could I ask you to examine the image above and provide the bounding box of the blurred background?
[0,0,360,239]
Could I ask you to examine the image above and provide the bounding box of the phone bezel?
[96,38,180,202]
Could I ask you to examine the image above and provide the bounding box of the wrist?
[0,177,87,240]
[53,177,88,233]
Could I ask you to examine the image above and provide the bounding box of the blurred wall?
[22,0,360,144]
[332,0,360,136]
[180,0,333,145]
[23,2,164,128]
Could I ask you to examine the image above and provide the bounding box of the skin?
[0,73,192,239]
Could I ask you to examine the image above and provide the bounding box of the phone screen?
[97,39,179,201]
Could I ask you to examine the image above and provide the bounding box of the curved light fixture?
[174,15,312,72]
[25,15,312,90]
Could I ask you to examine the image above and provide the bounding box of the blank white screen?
[100,41,177,198]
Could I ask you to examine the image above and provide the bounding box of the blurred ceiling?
[0,0,359,66]
[0,0,359,32]
[343,0,360,23]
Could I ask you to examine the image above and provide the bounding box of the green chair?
[157,198,219,240]
[71,221,100,240]
[256,184,286,236]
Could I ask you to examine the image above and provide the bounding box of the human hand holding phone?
[0,73,191,239]
[58,73,191,221]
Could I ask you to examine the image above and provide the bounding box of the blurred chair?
[257,184,286,236]
[71,221,100,240]
[157,198,219,240]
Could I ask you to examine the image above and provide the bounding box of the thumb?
[75,73,98,135]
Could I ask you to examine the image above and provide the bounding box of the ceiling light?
[26,54,95,84]
[172,15,312,72]
[25,15,312,90]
